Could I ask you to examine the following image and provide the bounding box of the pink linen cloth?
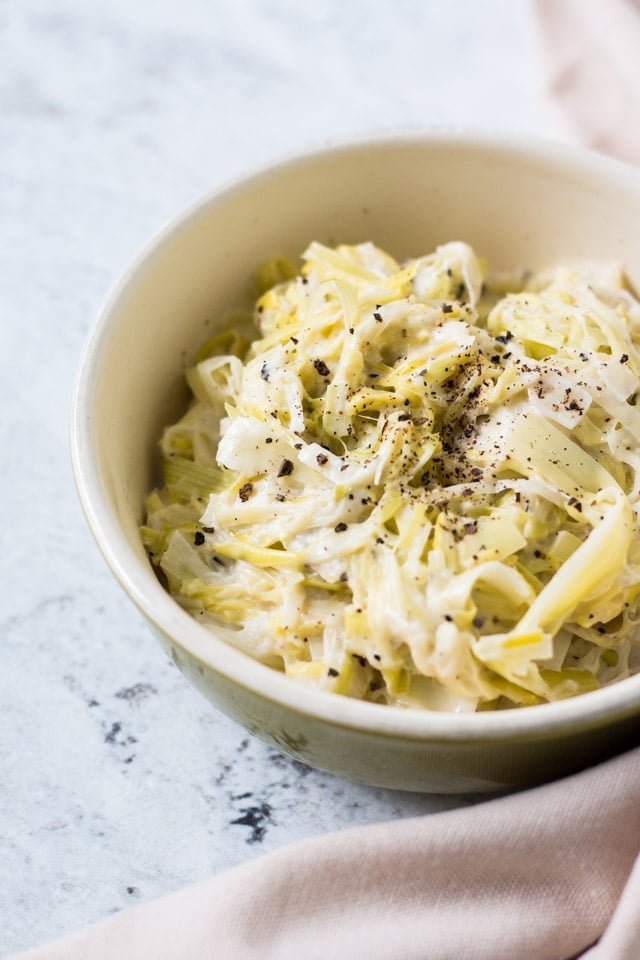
[8,745,640,960]
[10,4,640,957]
[534,0,640,165]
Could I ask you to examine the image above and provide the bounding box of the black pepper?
[239,482,253,502]
[277,459,294,477]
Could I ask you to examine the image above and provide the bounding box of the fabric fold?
[9,745,640,960]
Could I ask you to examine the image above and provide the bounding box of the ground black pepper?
[277,459,294,477]
[239,482,253,501]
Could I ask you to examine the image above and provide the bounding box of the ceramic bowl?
[71,131,640,793]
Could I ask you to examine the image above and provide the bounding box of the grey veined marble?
[0,0,547,953]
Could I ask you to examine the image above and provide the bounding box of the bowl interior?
[74,132,640,739]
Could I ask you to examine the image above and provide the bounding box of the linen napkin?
[9,744,640,960]
[533,0,640,165]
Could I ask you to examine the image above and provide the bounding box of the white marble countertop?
[1,1,551,953]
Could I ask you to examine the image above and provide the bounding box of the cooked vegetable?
[142,240,640,711]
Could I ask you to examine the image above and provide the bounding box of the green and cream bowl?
[71,132,640,793]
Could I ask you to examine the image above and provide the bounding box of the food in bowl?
[73,134,640,790]
[141,237,640,713]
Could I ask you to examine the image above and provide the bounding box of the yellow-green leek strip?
[162,456,228,499]
[214,538,302,570]
[195,325,248,363]
[515,490,632,636]
[538,667,600,697]
[475,628,552,665]
[506,412,619,496]
[255,256,297,293]
[302,242,379,282]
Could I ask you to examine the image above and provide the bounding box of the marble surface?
[0,1,551,954]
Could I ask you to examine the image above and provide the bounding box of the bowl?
[71,131,640,793]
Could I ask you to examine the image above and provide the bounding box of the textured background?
[0,1,550,953]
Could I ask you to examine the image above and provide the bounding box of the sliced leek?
[143,243,640,711]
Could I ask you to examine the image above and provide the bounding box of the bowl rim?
[70,127,640,744]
